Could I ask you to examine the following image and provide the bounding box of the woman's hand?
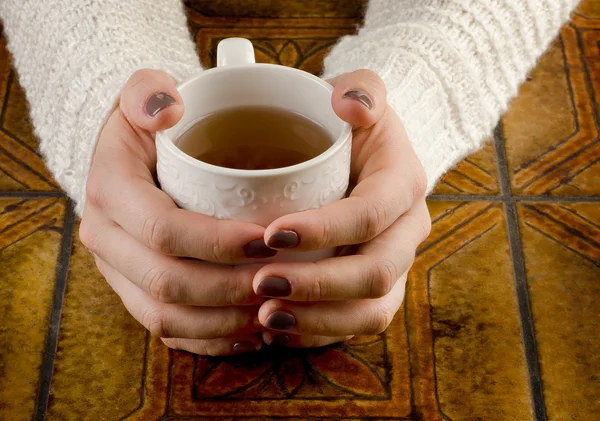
[255,70,432,348]
[79,69,277,356]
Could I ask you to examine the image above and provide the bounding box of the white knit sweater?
[0,0,579,215]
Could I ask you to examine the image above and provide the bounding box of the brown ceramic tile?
[575,0,600,18]
[185,0,366,18]
[46,223,149,421]
[518,203,600,420]
[410,201,533,420]
[431,139,500,195]
[0,1,598,420]
[195,27,357,75]
[0,198,65,421]
[504,27,600,196]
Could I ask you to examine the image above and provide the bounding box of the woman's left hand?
[254,69,432,348]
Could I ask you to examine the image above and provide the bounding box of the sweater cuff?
[1,0,202,215]
[322,33,497,194]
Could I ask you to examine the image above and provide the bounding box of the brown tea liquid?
[177,106,333,170]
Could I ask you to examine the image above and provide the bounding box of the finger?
[258,274,407,336]
[120,69,184,132]
[162,335,263,356]
[81,204,265,306]
[265,124,427,251]
[254,200,430,301]
[330,69,387,128]
[95,257,261,339]
[262,332,353,348]
[88,115,275,262]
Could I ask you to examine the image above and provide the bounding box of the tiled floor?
[0,1,599,420]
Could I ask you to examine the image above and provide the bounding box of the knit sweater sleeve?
[322,0,580,192]
[0,0,201,214]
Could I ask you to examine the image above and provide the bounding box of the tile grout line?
[34,199,76,421]
[494,124,547,421]
[0,191,65,198]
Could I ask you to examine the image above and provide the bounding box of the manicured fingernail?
[145,92,176,117]
[232,341,259,353]
[266,230,299,249]
[265,310,296,331]
[270,334,290,346]
[343,89,372,109]
[244,239,277,259]
[257,277,291,297]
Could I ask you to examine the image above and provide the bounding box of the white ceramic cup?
[156,38,352,261]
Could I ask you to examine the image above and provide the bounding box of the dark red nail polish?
[145,92,176,117]
[244,239,277,259]
[343,89,373,109]
[265,311,296,331]
[257,277,291,297]
[270,334,290,346]
[232,341,258,353]
[266,230,299,249]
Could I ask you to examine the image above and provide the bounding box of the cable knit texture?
[0,0,579,213]
[0,0,201,214]
[324,0,580,192]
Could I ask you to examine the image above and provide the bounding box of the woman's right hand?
[79,69,276,356]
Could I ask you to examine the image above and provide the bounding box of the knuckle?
[142,265,178,304]
[369,258,396,298]
[412,166,428,199]
[79,220,99,253]
[209,234,227,263]
[142,212,175,255]
[222,266,252,305]
[365,305,395,334]
[201,223,232,263]
[142,306,170,338]
[305,262,328,300]
[316,216,334,250]
[361,199,389,241]
[85,174,104,207]
[420,211,432,242]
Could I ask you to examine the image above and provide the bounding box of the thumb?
[329,69,387,128]
[120,69,184,132]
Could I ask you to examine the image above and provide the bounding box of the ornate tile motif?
[194,27,357,75]
[0,1,598,420]
[0,198,65,420]
[518,202,600,419]
[504,24,600,196]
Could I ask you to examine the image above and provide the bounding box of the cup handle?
[217,38,256,67]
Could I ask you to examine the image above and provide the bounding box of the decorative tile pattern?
[45,224,149,421]
[504,25,600,196]
[0,198,65,421]
[0,1,598,420]
[518,202,600,420]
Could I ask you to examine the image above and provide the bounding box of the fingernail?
[343,89,373,109]
[232,341,259,353]
[265,310,296,331]
[270,334,290,346]
[257,277,291,297]
[244,239,277,259]
[266,230,299,249]
[145,92,176,117]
